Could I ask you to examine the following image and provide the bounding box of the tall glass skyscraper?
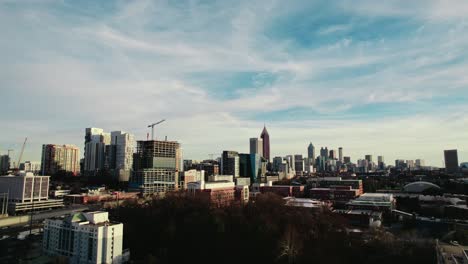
[260,126,270,162]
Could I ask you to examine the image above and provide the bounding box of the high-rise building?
[0,155,10,174]
[307,143,316,162]
[377,156,385,170]
[285,155,295,171]
[320,147,329,159]
[444,150,459,173]
[343,156,351,164]
[19,161,41,174]
[43,211,124,264]
[260,126,270,162]
[415,159,425,167]
[84,128,111,175]
[294,155,304,172]
[41,144,80,176]
[239,153,261,183]
[249,138,263,158]
[107,131,135,181]
[329,150,337,160]
[272,157,283,172]
[130,140,182,195]
[365,155,373,163]
[221,151,239,177]
[338,147,343,163]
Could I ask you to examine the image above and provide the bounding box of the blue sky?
[1,0,468,167]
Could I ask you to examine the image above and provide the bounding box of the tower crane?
[147,119,166,140]
[16,137,27,170]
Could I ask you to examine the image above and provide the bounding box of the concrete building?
[343,156,351,164]
[180,169,205,190]
[43,211,124,264]
[0,172,64,214]
[19,161,41,174]
[338,147,343,163]
[365,155,373,163]
[130,140,182,195]
[347,193,396,212]
[249,138,263,158]
[329,150,337,160]
[444,150,459,174]
[260,126,270,162]
[221,151,239,178]
[41,144,80,176]
[84,128,111,175]
[107,131,135,181]
[272,156,283,172]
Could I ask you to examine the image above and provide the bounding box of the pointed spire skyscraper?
[260,125,270,162]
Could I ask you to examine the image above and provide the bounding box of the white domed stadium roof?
[403,181,440,193]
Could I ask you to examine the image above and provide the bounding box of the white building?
[249,138,263,157]
[0,172,64,214]
[43,211,124,264]
[84,128,111,174]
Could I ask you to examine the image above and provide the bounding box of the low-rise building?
[187,180,236,207]
[0,172,64,214]
[347,193,396,213]
[43,211,124,264]
[310,186,360,201]
[260,185,305,198]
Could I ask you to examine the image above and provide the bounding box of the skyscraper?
[365,155,373,163]
[338,147,343,163]
[0,155,10,174]
[222,151,240,177]
[415,159,425,167]
[329,150,337,160]
[130,140,182,194]
[41,144,80,176]
[294,154,304,172]
[84,128,110,175]
[249,138,263,157]
[260,126,270,162]
[320,147,328,158]
[444,150,459,173]
[307,143,315,160]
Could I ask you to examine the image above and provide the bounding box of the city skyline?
[1,1,468,167]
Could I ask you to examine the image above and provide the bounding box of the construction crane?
[16,137,27,170]
[147,119,166,140]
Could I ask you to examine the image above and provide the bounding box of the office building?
[365,155,373,163]
[444,150,459,173]
[249,138,263,158]
[294,155,304,172]
[130,140,182,195]
[338,147,343,163]
[343,157,351,164]
[329,150,337,160]
[196,161,219,176]
[221,151,239,178]
[84,128,111,175]
[260,126,270,161]
[239,153,261,184]
[415,159,425,168]
[272,156,283,172]
[43,211,124,264]
[41,144,80,176]
[320,147,328,158]
[0,172,63,214]
[308,143,316,161]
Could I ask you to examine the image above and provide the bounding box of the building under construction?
[130,140,182,195]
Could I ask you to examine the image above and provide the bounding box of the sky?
[1,0,468,167]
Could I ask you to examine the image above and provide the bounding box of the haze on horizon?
[1,0,468,167]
